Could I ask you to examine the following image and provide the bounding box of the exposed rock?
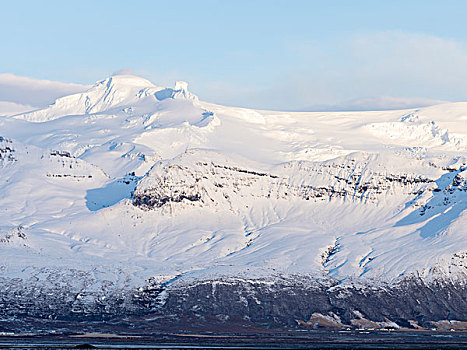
[132,154,442,211]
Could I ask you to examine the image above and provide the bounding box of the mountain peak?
[96,74,156,89]
[13,75,201,122]
[175,81,188,91]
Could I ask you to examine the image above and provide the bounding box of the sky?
[1,0,467,111]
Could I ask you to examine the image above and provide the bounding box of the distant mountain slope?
[0,75,466,331]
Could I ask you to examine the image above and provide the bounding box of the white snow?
[0,75,466,286]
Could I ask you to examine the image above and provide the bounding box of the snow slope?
[0,74,466,290]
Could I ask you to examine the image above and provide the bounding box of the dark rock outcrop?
[0,272,465,331]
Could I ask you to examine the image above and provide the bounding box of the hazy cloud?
[112,67,135,76]
[198,31,467,110]
[304,96,448,112]
[345,31,467,99]
[0,74,90,107]
[0,101,35,116]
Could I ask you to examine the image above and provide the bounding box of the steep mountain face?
[133,150,440,210]
[0,75,466,331]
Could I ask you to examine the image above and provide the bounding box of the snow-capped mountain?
[0,74,466,331]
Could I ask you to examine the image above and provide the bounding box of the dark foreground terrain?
[1,274,466,349]
[1,274,466,330]
[0,330,466,350]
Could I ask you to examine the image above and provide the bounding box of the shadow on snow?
[395,170,466,239]
[85,176,139,211]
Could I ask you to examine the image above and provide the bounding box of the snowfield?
[0,74,466,329]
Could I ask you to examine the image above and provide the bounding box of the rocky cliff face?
[132,150,450,212]
[0,136,16,164]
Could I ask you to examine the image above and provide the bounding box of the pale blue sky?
[2,0,467,110]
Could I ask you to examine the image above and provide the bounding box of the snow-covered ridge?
[367,112,467,150]
[13,75,198,122]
